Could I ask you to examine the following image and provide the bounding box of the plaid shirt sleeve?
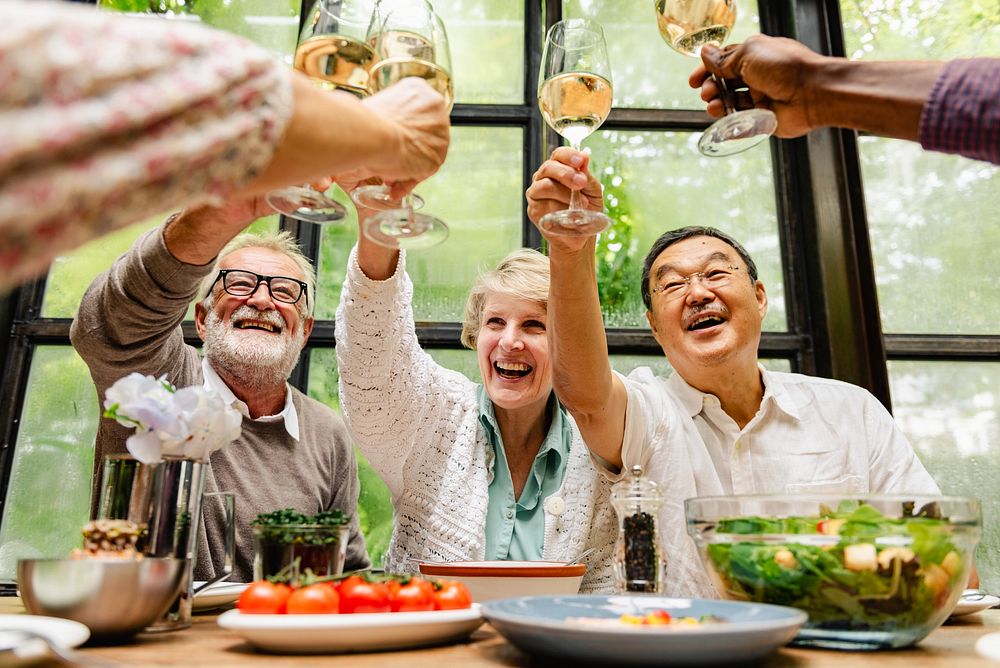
[918,58,1000,165]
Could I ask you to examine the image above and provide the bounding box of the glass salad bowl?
[685,495,981,650]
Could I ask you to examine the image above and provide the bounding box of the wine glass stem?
[568,142,585,211]
[401,194,415,232]
[714,76,736,115]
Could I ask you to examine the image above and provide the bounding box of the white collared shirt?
[607,365,940,598]
[620,364,939,496]
[201,358,300,441]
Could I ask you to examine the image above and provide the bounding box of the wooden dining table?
[3,597,999,667]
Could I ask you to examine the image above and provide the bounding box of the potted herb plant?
[252,508,350,580]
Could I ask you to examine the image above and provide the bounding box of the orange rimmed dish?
[418,561,586,602]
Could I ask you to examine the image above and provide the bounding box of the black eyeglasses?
[208,269,308,306]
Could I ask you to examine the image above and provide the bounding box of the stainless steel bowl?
[17,557,186,639]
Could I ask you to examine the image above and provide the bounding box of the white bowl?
[418,560,585,602]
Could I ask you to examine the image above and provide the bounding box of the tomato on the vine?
[286,583,340,614]
[338,575,391,614]
[433,580,472,610]
[236,581,292,614]
[390,578,435,612]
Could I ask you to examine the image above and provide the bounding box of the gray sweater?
[70,227,369,582]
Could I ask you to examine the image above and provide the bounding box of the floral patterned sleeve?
[0,1,294,291]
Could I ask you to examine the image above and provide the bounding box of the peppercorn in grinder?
[610,465,666,593]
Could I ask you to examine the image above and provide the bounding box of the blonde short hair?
[460,249,550,349]
[198,231,317,315]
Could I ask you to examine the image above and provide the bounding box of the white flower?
[104,373,242,464]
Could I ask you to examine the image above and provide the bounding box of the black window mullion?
[524,0,546,250]
[0,275,49,522]
[885,335,1000,361]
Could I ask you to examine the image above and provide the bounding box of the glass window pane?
[100,0,301,60]
[841,1,1000,61]
[435,0,524,104]
[0,347,98,579]
[315,127,524,321]
[564,0,760,109]
[42,217,279,319]
[584,130,785,331]
[887,361,1000,592]
[841,3,1000,335]
[859,139,1000,334]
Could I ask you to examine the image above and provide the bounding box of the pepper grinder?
[610,464,666,593]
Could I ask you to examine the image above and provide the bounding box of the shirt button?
[506,510,514,520]
[734,440,741,451]
[544,496,566,516]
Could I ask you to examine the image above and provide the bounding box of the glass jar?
[253,524,349,581]
[610,465,666,593]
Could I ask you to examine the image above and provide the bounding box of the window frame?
[2,0,997,529]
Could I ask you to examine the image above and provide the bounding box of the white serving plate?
[217,604,483,653]
[949,589,1000,619]
[0,614,90,648]
[193,581,248,612]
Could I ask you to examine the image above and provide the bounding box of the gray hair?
[198,231,316,315]
[460,249,550,349]
[640,226,758,310]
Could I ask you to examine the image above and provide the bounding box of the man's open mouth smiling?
[686,312,727,332]
[494,360,532,379]
[233,317,283,334]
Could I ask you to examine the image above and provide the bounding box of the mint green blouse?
[478,386,572,561]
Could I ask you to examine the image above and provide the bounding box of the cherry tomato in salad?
[391,578,435,612]
[236,581,292,614]
[433,580,472,610]
[647,609,672,624]
[286,583,340,614]
[338,575,391,613]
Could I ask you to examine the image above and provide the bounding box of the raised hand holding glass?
[537,19,614,237]
[654,0,777,156]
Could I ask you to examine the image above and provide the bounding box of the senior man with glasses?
[71,197,369,582]
[525,148,947,598]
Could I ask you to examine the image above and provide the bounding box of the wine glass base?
[538,209,611,237]
[363,210,449,250]
[698,109,778,157]
[350,185,425,212]
[266,186,347,224]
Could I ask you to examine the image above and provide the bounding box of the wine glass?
[537,18,614,237]
[266,0,378,223]
[654,0,777,156]
[357,0,453,250]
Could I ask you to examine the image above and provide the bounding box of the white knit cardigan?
[335,247,617,593]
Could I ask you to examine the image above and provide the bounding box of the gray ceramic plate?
[482,595,807,665]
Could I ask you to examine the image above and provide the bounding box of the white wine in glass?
[654,0,776,156]
[537,18,614,237]
[655,0,736,56]
[369,29,454,108]
[294,33,376,98]
[538,72,613,147]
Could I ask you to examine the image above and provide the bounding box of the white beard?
[202,306,305,394]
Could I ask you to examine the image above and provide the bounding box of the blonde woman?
[335,198,616,592]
